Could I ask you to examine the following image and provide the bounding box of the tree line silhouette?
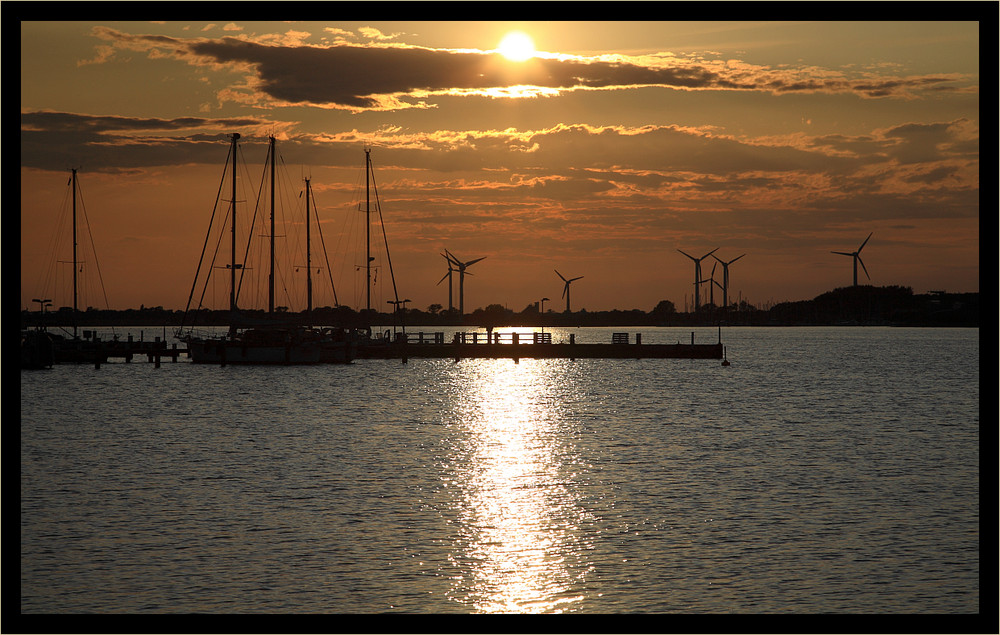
[22,286,978,330]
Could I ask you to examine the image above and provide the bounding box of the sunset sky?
[20,19,981,314]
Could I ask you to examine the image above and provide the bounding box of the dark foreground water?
[21,326,979,614]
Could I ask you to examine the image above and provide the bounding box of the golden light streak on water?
[445,359,592,613]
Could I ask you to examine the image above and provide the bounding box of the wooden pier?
[34,329,726,367]
[51,333,187,367]
[358,331,724,362]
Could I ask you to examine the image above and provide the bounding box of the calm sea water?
[20,326,979,614]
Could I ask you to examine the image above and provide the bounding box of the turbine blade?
[677,249,696,261]
[562,283,568,298]
[700,248,719,260]
[466,257,486,267]
[858,256,870,280]
[570,276,583,282]
[555,269,567,282]
[436,271,450,285]
[858,232,873,252]
[731,254,745,264]
[831,251,852,256]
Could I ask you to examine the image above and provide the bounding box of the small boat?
[20,329,55,369]
[187,326,322,365]
[49,331,110,365]
[318,326,358,364]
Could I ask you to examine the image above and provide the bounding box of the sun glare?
[497,31,536,62]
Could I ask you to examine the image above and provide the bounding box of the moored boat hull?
[320,341,357,364]
[188,338,321,365]
[21,330,55,369]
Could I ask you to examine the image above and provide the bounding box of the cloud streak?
[21,111,979,222]
[20,21,980,309]
[19,111,277,171]
[86,27,971,111]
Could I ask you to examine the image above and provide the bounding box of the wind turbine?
[831,233,872,287]
[436,253,456,312]
[705,262,719,307]
[555,270,584,312]
[712,274,725,308]
[678,248,718,311]
[712,253,745,309]
[444,249,486,315]
[694,263,722,308]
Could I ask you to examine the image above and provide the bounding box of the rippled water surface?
[21,327,979,613]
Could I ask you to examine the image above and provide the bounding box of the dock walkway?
[359,330,724,361]
[52,334,186,367]
[35,329,726,366]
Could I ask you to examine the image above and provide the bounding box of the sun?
[497,31,536,62]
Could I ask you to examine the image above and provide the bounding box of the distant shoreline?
[21,288,979,330]
[23,320,979,330]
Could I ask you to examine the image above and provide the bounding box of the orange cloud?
[81,27,973,112]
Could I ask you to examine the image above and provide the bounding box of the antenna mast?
[71,168,79,338]
[365,146,372,312]
[230,133,240,336]
[305,177,313,315]
[269,135,276,316]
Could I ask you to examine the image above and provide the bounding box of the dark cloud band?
[95,29,964,110]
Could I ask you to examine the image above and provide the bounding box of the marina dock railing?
[401,331,644,345]
[363,330,722,361]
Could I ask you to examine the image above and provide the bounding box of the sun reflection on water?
[443,359,593,613]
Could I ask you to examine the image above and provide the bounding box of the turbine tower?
[556,270,584,312]
[695,263,723,308]
[444,249,485,315]
[436,253,456,312]
[706,262,718,307]
[712,253,745,309]
[678,248,718,311]
[831,233,872,287]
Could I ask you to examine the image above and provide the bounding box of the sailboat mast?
[305,177,313,315]
[365,147,372,312]
[230,133,240,334]
[71,168,79,339]
[269,135,276,316]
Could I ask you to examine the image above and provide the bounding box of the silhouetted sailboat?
[20,327,55,369]
[302,174,358,363]
[26,168,115,365]
[353,147,407,349]
[178,133,330,364]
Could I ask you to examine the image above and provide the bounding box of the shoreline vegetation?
[21,287,978,330]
